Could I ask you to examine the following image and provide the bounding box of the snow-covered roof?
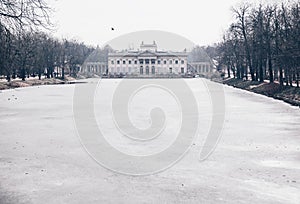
[108,50,188,58]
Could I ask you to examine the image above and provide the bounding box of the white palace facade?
[80,42,215,78]
[108,42,188,77]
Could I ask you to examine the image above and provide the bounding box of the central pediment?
[138,50,157,57]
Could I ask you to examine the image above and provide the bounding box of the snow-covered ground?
[0,78,300,204]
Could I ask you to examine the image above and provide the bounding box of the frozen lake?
[0,78,300,203]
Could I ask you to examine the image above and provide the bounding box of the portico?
[108,42,188,77]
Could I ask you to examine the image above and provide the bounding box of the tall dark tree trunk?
[12,70,16,79]
[255,66,259,81]
[259,56,264,82]
[274,68,278,81]
[21,68,26,81]
[268,57,274,83]
[285,68,289,86]
[279,67,284,86]
[245,63,248,80]
[232,65,236,78]
[38,69,41,80]
[296,72,299,88]
[62,67,65,80]
[47,68,51,78]
[6,72,11,82]
[237,63,241,79]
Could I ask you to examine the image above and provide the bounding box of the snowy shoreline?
[0,76,76,91]
[219,78,300,108]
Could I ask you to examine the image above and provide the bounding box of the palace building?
[81,42,215,78]
[108,41,188,77]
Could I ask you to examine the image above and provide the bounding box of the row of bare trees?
[0,0,94,82]
[218,2,300,87]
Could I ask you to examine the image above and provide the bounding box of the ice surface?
[0,79,300,203]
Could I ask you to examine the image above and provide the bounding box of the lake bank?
[219,78,300,107]
[0,76,76,90]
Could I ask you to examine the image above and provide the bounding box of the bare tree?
[232,4,255,81]
[218,1,300,87]
[0,0,52,31]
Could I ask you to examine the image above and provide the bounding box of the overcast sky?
[50,0,289,48]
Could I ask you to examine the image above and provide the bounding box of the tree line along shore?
[209,2,300,108]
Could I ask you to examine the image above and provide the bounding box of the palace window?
[169,67,172,73]
[117,60,120,64]
[145,59,150,64]
[123,60,126,64]
[129,60,131,64]
[151,59,155,64]
[158,60,161,64]
[139,59,144,64]
[151,66,155,74]
[175,60,178,64]
[164,60,167,64]
[181,60,184,64]
[140,66,143,74]
[135,60,137,64]
[111,60,114,64]
[169,60,172,64]
[181,67,184,74]
[146,66,149,75]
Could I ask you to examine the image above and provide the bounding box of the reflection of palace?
[81,41,215,77]
[108,41,187,76]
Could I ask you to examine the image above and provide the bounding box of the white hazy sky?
[49,0,289,47]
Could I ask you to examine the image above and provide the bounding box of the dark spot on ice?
[282,175,286,177]
[181,184,184,186]
[25,172,29,175]
[292,180,296,183]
